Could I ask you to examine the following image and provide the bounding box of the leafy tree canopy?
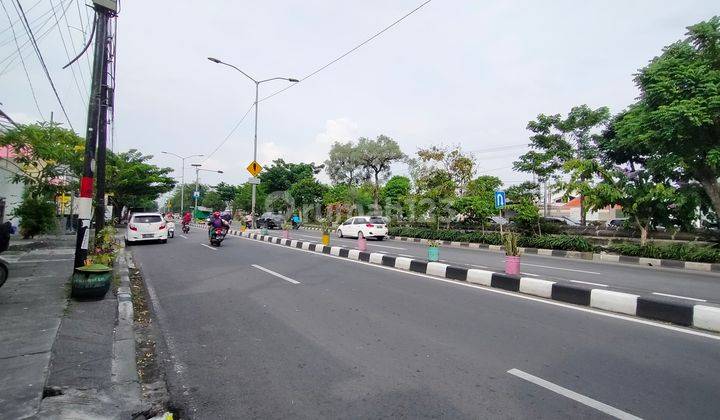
[106,149,176,214]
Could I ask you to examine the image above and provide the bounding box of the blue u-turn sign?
[494,191,506,208]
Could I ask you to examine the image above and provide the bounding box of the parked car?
[542,216,580,226]
[605,218,629,229]
[257,212,285,229]
[336,216,388,240]
[125,213,168,244]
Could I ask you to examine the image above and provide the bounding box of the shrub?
[88,225,119,266]
[520,235,595,252]
[606,242,720,263]
[14,194,57,238]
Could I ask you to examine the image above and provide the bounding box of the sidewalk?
[0,235,144,419]
[0,235,75,419]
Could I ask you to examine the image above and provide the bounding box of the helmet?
[213,211,220,217]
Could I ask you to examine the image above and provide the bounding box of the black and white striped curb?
[193,225,720,334]
[388,235,720,274]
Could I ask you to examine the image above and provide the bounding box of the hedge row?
[388,227,595,252]
[606,242,720,263]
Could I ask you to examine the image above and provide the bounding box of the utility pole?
[73,2,113,268]
[93,24,112,232]
[192,164,201,213]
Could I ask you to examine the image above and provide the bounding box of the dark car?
[258,212,285,229]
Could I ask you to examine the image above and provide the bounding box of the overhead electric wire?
[202,103,255,162]
[0,0,42,37]
[0,0,44,119]
[204,0,433,162]
[0,0,72,75]
[259,0,433,103]
[61,0,88,87]
[75,0,91,75]
[50,0,86,109]
[12,0,74,130]
[0,0,65,60]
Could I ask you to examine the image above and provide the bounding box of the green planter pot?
[71,264,112,299]
[428,246,439,262]
[261,227,269,235]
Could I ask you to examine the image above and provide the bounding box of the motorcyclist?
[182,211,192,226]
[221,211,232,234]
[291,214,301,229]
[207,211,229,239]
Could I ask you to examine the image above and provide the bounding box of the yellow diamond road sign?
[246,161,262,177]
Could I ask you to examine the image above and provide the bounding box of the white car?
[336,216,388,240]
[125,213,168,244]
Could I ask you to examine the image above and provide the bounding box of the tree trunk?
[635,216,648,246]
[579,193,586,226]
[373,171,380,215]
[697,170,720,222]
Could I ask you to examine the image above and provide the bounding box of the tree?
[167,183,210,213]
[13,192,57,238]
[514,105,611,225]
[232,183,266,213]
[416,145,476,195]
[0,122,84,198]
[202,191,225,211]
[458,175,503,229]
[416,170,455,229]
[105,149,176,215]
[356,135,406,214]
[289,178,327,210]
[506,181,540,203]
[259,159,321,193]
[325,141,364,186]
[610,17,720,219]
[380,175,411,219]
[214,182,237,207]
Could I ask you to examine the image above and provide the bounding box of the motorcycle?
[182,222,190,234]
[167,221,175,238]
[209,227,226,247]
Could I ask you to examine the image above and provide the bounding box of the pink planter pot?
[358,236,367,251]
[505,255,520,275]
[282,230,290,239]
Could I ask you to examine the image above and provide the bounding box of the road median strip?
[193,224,720,333]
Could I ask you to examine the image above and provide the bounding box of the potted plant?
[502,232,520,275]
[320,218,332,246]
[427,239,440,262]
[281,221,292,239]
[72,226,118,299]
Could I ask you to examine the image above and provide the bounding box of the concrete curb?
[112,247,142,407]
[206,224,720,334]
[387,234,720,274]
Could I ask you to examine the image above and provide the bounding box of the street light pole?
[190,164,224,215]
[162,152,203,214]
[207,57,298,229]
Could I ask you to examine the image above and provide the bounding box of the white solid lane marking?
[234,233,720,341]
[570,279,608,287]
[471,264,489,268]
[251,264,300,284]
[652,292,707,302]
[200,244,217,251]
[507,369,642,420]
[399,254,416,258]
[521,272,540,277]
[523,263,601,275]
[179,234,188,239]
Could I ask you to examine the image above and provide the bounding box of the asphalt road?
[132,228,720,419]
[263,228,720,304]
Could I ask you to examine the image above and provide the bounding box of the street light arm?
[162,151,182,159]
[258,77,300,84]
[208,58,257,83]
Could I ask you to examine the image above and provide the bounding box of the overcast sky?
[1,0,717,188]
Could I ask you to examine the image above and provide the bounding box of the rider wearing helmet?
[207,211,228,238]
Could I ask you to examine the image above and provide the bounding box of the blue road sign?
[494,191,506,208]
[193,191,200,198]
